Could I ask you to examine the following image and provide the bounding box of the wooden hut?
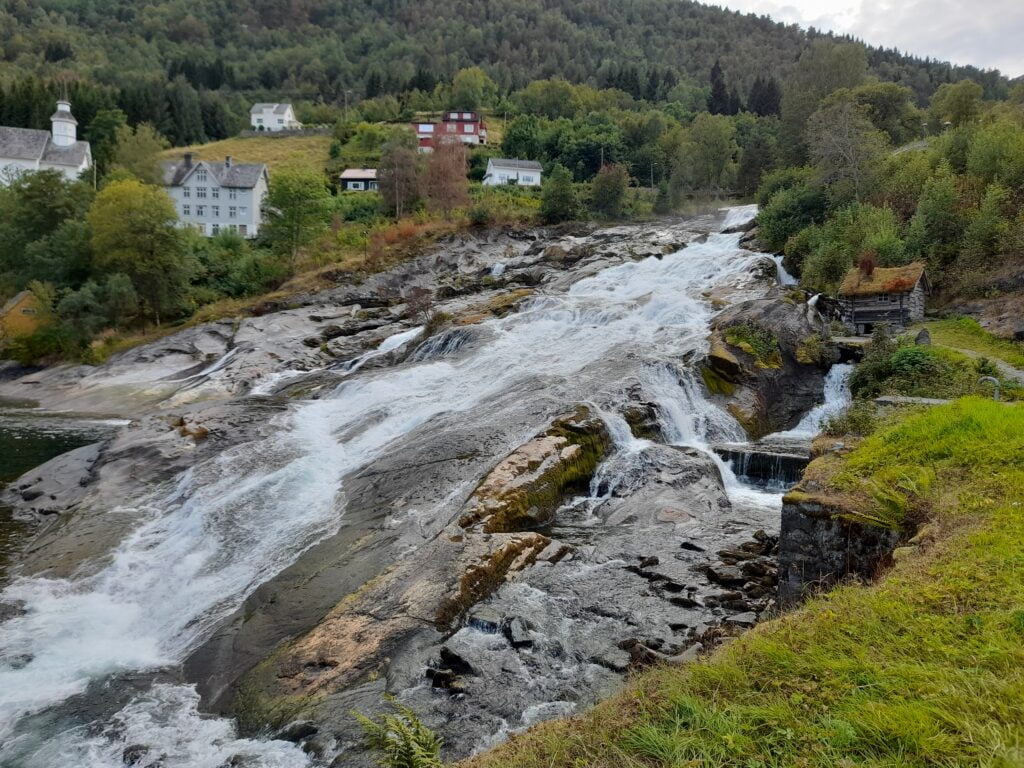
[838,262,929,335]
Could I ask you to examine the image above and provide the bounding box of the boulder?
[704,297,834,438]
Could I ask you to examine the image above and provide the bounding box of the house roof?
[162,158,268,189]
[839,262,927,297]
[488,158,543,172]
[0,126,90,168]
[340,168,377,180]
[0,127,50,161]
[250,103,292,115]
[0,291,34,317]
[42,140,90,167]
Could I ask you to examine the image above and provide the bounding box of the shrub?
[353,697,443,768]
[724,323,782,368]
[822,400,879,436]
[755,166,817,207]
[757,183,829,252]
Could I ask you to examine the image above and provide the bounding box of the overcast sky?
[705,0,1024,77]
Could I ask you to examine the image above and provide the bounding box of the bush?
[353,697,443,768]
[823,400,879,436]
[755,166,817,207]
[724,323,782,368]
[757,183,829,252]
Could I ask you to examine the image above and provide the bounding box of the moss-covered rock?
[458,407,611,533]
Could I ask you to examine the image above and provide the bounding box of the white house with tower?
[0,100,93,184]
[161,153,269,238]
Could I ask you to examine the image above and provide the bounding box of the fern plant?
[352,696,444,768]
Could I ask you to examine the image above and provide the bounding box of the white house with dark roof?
[161,154,269,238]
[0,100,93,185]
[250,103,302,132]
[483,158,542,187]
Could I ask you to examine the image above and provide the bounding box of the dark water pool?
[0,408,125,580]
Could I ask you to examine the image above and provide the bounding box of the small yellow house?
[0,291,45,340]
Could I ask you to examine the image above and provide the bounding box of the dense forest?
[0,0,1014,146]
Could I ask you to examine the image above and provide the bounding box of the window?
[256,118,264,124]
[463,124,473,133]
[229,189,237,200]
[350,181,365,191]
[183,187,191,198]
[212,206,219,217]
[197,187,207,198]
[182,204,191,216]
[196,170,207,182]
[196,205,206,216]
[212,223,220,235]
[238,224,247,236]
[239,206,248,217]
[446,124,456,133]
[211,188,219,199]
[21,307,36,315]
[277,118,284,124]
[229,206,237,219]
[228,224,237,233]
[522,175,534,183]
[369,181,378,190]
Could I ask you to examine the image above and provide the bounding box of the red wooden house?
[413,111,488,152]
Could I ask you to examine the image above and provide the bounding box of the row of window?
[181,205,248,218]
[183,187,239,200]
[188,223,248,236]
[254,118,286,125]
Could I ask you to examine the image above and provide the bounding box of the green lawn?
[463,398,1024,768]
[921,317,1024,370]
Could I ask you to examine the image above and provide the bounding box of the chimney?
[225,155,232,168]
[183,153,193,169]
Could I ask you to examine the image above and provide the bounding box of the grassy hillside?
[161,134,333,174]
[464,397,1024,768]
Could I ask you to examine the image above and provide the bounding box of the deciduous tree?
[379,130,423,218]
[425,137,469,218]
[87,179,191,324]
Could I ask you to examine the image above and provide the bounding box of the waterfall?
[0,222,775,766]
[779,364,854,437]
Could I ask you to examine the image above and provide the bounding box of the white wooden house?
[483,158,542,187]
[250,103,302,132]
[162,154,269,238]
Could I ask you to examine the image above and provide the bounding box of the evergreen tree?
[708,60,730,115]
[365,71,383,99]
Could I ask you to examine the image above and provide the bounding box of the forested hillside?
[0,0,1011,145]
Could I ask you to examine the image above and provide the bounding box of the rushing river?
[0,206,837,767]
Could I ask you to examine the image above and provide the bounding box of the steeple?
[50,100,78,148]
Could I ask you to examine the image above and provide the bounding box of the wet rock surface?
[705,297,835,438]
[0,210,823,766]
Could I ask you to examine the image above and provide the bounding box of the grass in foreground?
[462,398,1024,768]
[922,317,1024,369]
[161,134,333,173]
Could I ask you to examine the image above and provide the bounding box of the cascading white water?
[0,224,775,766]
[778,363,854,437]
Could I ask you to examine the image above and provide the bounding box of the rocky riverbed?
[0,208,842,767]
